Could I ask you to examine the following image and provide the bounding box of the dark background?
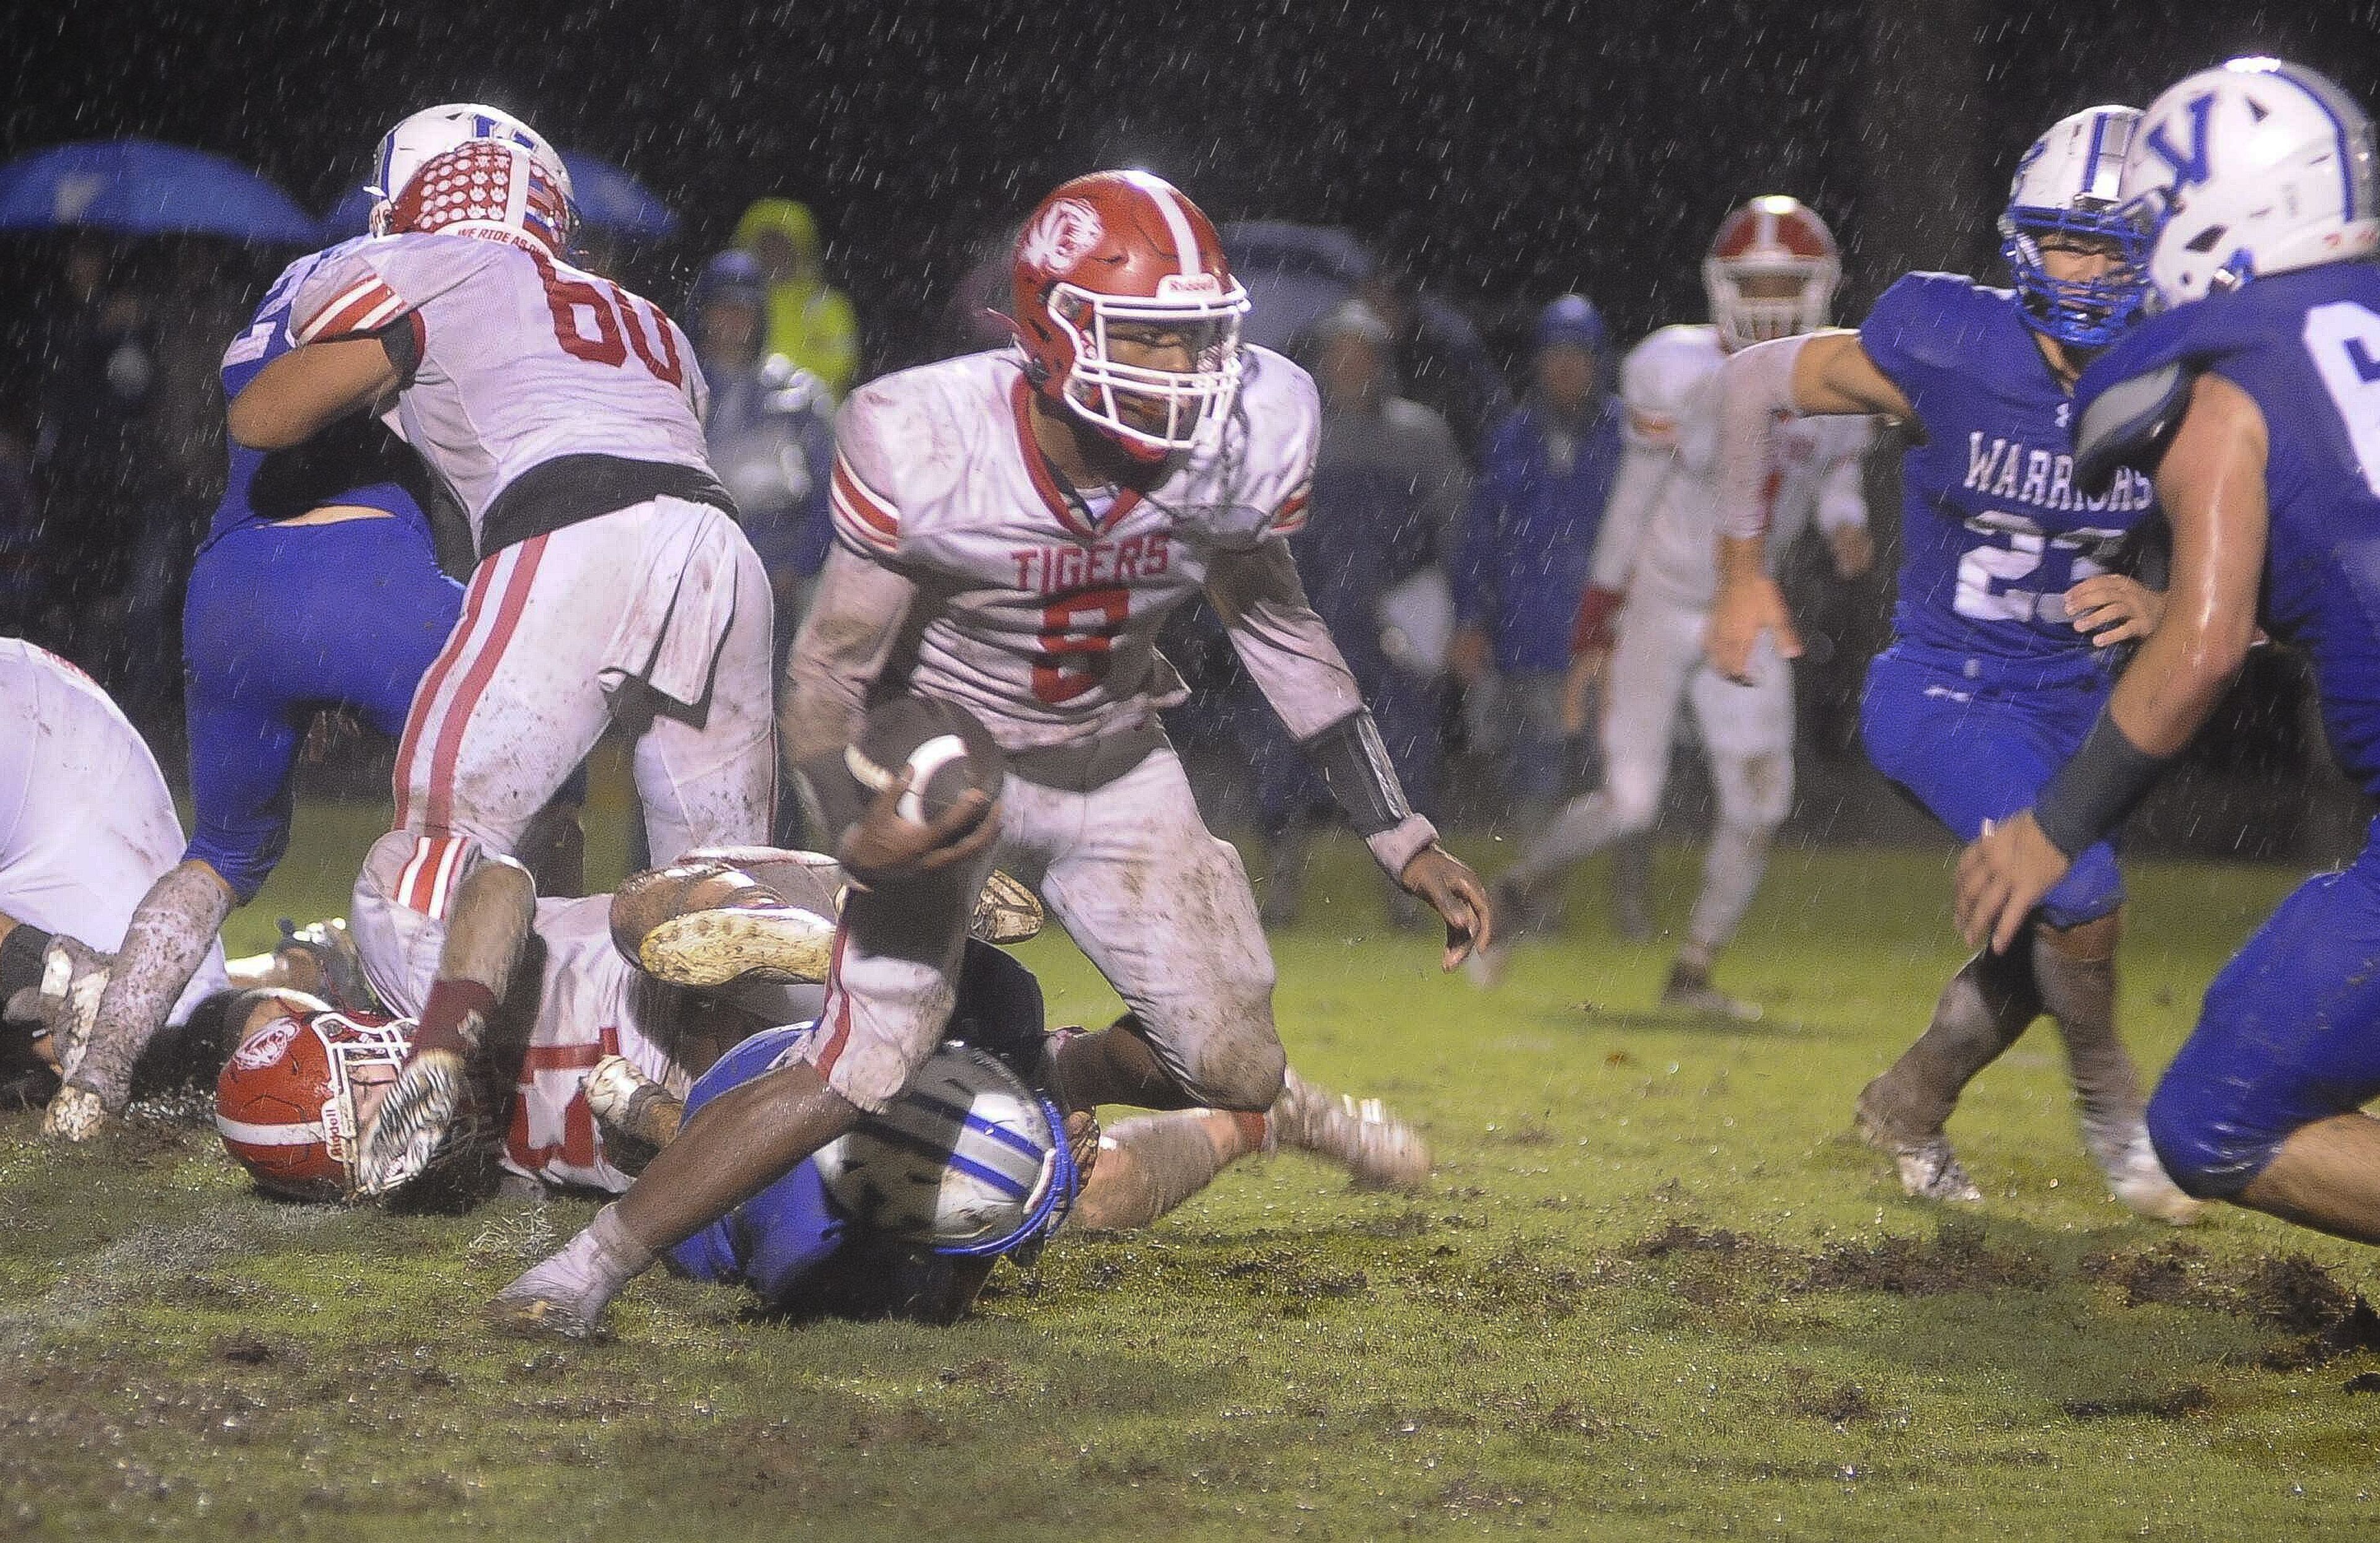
[8,0,2378,371]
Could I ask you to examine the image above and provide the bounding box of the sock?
[2034,912,2146,1145]
[1862,943,2042,1138]
[72,863,234,1109]
[414,978,498,1060]
[1072,1112,1239,1231]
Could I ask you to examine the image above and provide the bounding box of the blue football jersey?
[1861,273,2159,677]
[206,239,426,543]
[2079,262,2380,796]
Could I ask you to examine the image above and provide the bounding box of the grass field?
[4,801,2377,1541]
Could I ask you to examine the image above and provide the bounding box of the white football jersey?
[1602,323,1874,610]
[827,348,1317,750]
[290,232,713,552]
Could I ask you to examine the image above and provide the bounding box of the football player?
[227,137,778,1190]
[1957,60,2380,1242]
[42,106,578,1142]
[1703,109,2198,1221]
[0,639,229,1091]
[1467,198,1877,1016]
[491,170,1488,1337]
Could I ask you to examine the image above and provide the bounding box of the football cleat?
[42,1083,107,1142]
[634,897,837,988]
[970,869,1044,946]
[1660,961,1763,1023]
[35,934,112,1083]
[584,1053,684,1153]
[1267,1070,1432,1192]
[355,1047,468,1197]
[276,917,375,1015]
[1855,1085,1983,1204]
[2086,1120,2205,1226]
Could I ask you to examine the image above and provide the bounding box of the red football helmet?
[1010,170,1250,458]
[1703,195,1841,351]
[388,139,574,260]
[216,1000,412,1201]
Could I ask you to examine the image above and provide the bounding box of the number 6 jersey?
[1860,272,2159,680]
[288,231,715,556]
[822,346,1325,750]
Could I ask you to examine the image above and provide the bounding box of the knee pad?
[1183,1031,1287,1114]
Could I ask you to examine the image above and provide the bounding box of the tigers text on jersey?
[289,231,712,553]
[827,348,1316,750]
[1613,323,1873,610]
[2078,263,2380,796]
[1862,273,2159,676]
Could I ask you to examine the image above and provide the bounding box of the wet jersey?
[210,240,426,545]
[2078,262,2380,796]
[1862,273,2159,679]
[827,347,1319,750]
[289,231,712,553]
[1598,323,1872,610]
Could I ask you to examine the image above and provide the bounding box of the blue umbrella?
[0,138,320,243]
[315,149,677,244]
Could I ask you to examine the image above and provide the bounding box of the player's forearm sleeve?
[2032,708,2174,859]
[1713,335,1810,542]
[783,546,915,834]
[1296,710,1439,877]
[1205,542,1365,741]
[1587,443,1668,592]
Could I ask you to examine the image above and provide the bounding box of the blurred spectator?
[1450,296,1626,840]
[27,235,160,682]
[733,198,860,395]
[1355,259,1511,458]
[1244,301,1468,927]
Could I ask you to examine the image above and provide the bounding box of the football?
[846,695,1006,827]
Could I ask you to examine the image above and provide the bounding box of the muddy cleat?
[2086,1122,2206,1226]
[970,870,1044,946]
[635,897,836,988]
[41,1083,108,1142]
[1660,961,1763,1022]
[276,917,374,1014]
[585,1053,684,1152]
[1855,1085,1983,1203]
[35,936,112,1081]
[1268,1070,1432,1191]
[356,1047,469,1197]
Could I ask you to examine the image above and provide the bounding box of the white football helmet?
[2120,58,2379,310]
[1703,196,1841,351]
[813,1042,1076,1257]
[367,102,570,238]
[1998,105,2146,348]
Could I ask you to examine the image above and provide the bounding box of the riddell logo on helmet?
[1157,272,1223,298]
[1020,199,1104,276]
[232,1018,302,1073]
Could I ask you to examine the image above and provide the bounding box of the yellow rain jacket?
[732,198,859,396]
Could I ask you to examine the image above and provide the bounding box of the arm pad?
[1297,710,1413,837]
[2075,362,2192,496]
[2032,708,2174,858]
[1714,334,1810,542]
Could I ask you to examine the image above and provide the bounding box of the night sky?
[6,0,2380,368]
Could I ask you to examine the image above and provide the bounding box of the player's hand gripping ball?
[838,697,1007,885]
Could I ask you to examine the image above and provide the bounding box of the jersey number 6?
[529,249,684,386]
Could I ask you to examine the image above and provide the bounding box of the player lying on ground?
[1701,108,2198,1223]
[1957,58,2380,1244]
[1467,196,1875,1019]
[48,105,589,1145]
[494,170,1489,1338]
[230,135,778,1194]
[216,853,1430,1324]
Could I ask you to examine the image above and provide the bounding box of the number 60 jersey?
[289,231,712,556]
[1859,272,2159,680]
[826,346,1321,750]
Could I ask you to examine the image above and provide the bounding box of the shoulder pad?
[2075,363,2193,496]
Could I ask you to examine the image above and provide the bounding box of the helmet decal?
[1018,198,1104,278]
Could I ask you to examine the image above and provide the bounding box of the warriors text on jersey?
[826,347,1317,750]
[1600,323,1872,609]
[289,231,715,553]
[1864,273,2158,677]
[2079,262,2380,795]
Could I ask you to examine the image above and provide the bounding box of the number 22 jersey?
[1860,272,2159,682]
[289,231,715,555]
[2078,262,2380,797]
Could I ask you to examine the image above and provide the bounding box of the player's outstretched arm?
[1957,375,2268,952]
[226,337,402,451]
